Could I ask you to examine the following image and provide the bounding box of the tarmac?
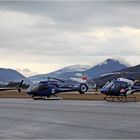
[0,99,140,139]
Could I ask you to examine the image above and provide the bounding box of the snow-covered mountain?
[29,65,91,83]
[53,65,91,75]
[85,59,129,78]
[59,59,129,79]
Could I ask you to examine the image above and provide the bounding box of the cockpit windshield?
[28,84,39,92]
[103,81,114,89]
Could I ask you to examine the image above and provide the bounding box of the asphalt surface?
[0,99,140,139]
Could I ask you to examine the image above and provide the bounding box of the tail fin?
[19,80,24,87]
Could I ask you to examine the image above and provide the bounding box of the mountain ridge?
[84,59,129,78]
[29,59,129,82]
[0,68,32,85]
[93,64,140,87]
[0,68,25,84]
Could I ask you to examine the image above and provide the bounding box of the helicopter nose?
[100,88,107,94]
[26,87,32,95]
[26,87,31,92]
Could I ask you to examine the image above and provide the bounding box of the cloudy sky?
[0,1,140,76]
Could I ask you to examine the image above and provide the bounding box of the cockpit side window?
[39,84,48,91]
[120,82,128,89]
[108,82,121,95]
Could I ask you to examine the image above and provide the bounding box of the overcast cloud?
[0,1,140,76]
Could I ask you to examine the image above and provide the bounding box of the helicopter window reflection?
[103,81,114,89]
[39,84,48,91]
[110,82,128,92]
[111,83,120,90]
[121,82,128,89]
[31,85,39,91]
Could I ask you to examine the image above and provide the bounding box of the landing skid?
[32,95,63,100]
[104,94,136,102]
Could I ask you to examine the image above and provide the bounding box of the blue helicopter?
[100,78,140,102]
[26,77,89,99]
